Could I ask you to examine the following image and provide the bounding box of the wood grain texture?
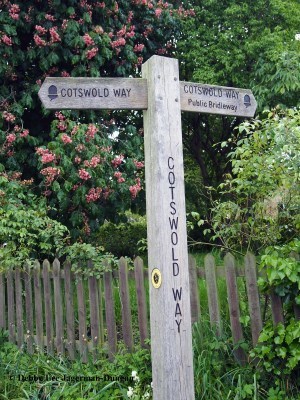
[224,253,247,365]
[142,55,195,400]
[0,274,5,329]
[270,290,284,326]
[134,257,149,347]
[7,270,15,343]
[76,274,88,363]
[24,265,34,353]
[180,81,257,117]
[104,269,117,360]
[53,259,64,355]
[245,252,262,346]
[98,278,105,345]
[33,261,43,351]
[205,254,222,336]
[43,260,54,355]
[15,268,24,347]
[39,77,148,110]
[188,255,201,323]
[118,257,133,351]
[64,261,75,359]
[88,262,100,360]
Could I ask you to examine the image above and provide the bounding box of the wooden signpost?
[39,55,257,400]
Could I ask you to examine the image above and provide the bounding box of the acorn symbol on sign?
[48,85,58,100]
[244,94,251,108]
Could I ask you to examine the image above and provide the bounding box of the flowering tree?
[0,0,194,239]
[35,112,144,238]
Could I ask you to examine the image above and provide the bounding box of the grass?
[1,250,300,399]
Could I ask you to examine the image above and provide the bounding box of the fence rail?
[0,253,290,364]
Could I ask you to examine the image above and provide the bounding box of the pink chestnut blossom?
[78,169,91,180]
[75,144,86,153]
[155,8,162,17]
[84,156,101,168]
[94,25,104,34]
[36,148,56,163]
[2,111,16,122]
[83,33,95,46]
[55,111,65,121]
[61,134,72,144]
[117,26,126,37]
[45,14,56,21]
[9,3,20,19]
[20,129,29,138]
[134,44,144,52]
[50,27,61,43]
[6,133,16,144]
[41,152,55,164]
[114,171,125,183]
[61,71,70,77]
[85,124,98,141]
[71,125,79,136]
[40,167,60,186]
[134,160,144,169]
[35,25,47,35]
[111,38,126,48]
[34,34,47,47]
[2,35,13,46]
[57,121,67,131]
[111,154,124,167]
[129,177,142,199]
[86,47,98,59]
[86,187,102,203]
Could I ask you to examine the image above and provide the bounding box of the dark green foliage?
[0,0,190,239]
[97,220,147,258]
[0,333,152,399]
[177,0,300,189]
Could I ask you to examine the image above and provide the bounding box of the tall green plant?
[205,107,300,254]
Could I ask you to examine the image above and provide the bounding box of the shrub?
[97,219,147,258]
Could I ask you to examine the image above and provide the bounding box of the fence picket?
[24,265,34,353]
[53,259,64,355]
[204,254,222,336]
[189,255,201,323]
[244,252,262,346]
[88,261,101,360]
[15,268,23,347]
[293,305,300,320]
[134,257,149,347]
[33,261,43,351]
[7,270,15,343]
[0,273,6,330]
[1,253,297,364]
[119,257,133,351]
[104,267,117,359]
[98,278,105,345]
[224,253,247,365]
[64,261,75,360]
[76,273,88,363]
[43,260,54,354]
[270,290,284,326]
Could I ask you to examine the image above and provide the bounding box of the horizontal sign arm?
[39,77,257,117]
[38,77,148,110]
[180,81,257,117]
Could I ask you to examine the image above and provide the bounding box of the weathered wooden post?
[142,56,195,400]
[39,54,257,399]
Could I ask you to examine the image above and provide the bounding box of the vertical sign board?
[39,56,257,400]
[142,56,195,400]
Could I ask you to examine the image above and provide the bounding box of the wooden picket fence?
[0,253,291,364]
